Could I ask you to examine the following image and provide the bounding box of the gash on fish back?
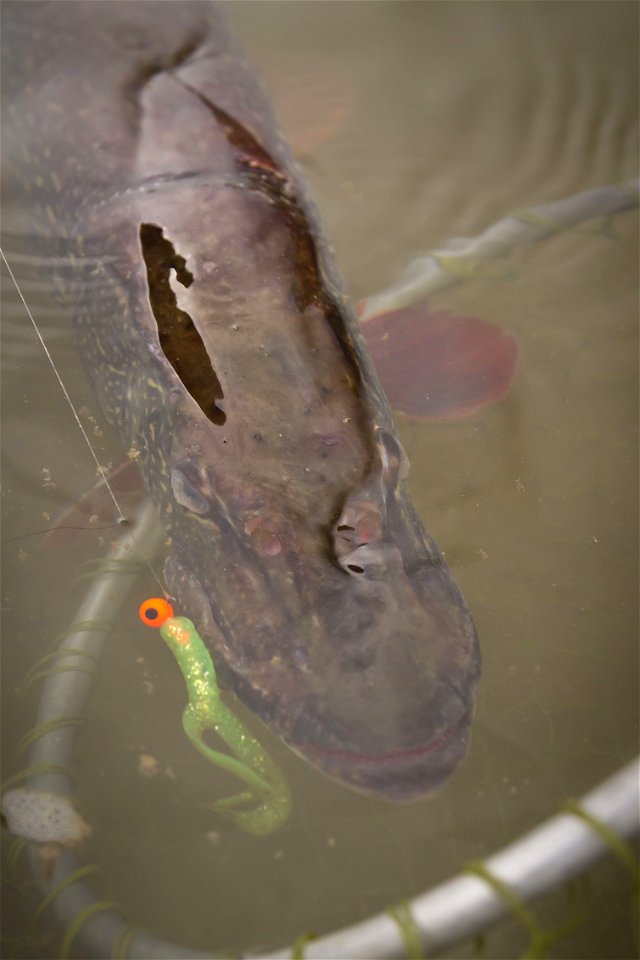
[3,1,480,800]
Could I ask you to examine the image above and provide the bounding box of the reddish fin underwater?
[361,305,518,421]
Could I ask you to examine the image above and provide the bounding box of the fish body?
[2,1,480,799]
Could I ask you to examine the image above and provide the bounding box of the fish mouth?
[292,707,473,802]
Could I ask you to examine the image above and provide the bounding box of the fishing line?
[1,522,126,545]
[1,247,126,520]
[0,247,167,595]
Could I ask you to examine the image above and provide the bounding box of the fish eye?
[170,466,210,515]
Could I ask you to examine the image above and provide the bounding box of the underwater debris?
[137,753,161,778]
[1,788,91,846]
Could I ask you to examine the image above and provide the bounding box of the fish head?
[284,490,480,801]
[161,410,480,802]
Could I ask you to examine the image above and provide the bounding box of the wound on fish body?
[139,222,226,426]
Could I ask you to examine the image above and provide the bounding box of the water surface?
[1,3,638,957]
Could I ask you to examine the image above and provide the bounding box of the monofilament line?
[1,247,167,595]
[1,246,126,522]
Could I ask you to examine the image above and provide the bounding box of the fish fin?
[360,305,518,421]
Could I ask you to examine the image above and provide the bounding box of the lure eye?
[139,597,174,627]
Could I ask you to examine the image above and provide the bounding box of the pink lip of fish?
[294,707,473,801]
[4,0,480,800]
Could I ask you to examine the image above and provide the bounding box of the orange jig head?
[139,597,174,628]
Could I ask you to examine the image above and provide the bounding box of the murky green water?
[2,2,638,958]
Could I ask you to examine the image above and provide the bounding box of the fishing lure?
[139,598,291,835]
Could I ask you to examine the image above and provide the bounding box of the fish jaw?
[293,706,475,802]
[282,550,480,800]
[162,494,480,802]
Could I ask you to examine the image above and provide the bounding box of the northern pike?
[2,1,480,800]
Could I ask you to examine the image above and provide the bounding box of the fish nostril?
[337,543,391,580]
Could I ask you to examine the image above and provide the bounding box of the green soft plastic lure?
[140,598,291,835]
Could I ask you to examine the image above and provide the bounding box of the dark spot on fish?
[340,643,377,671]
[139,223,226,426]
[293,646,310,668]
[254,432,264,442]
